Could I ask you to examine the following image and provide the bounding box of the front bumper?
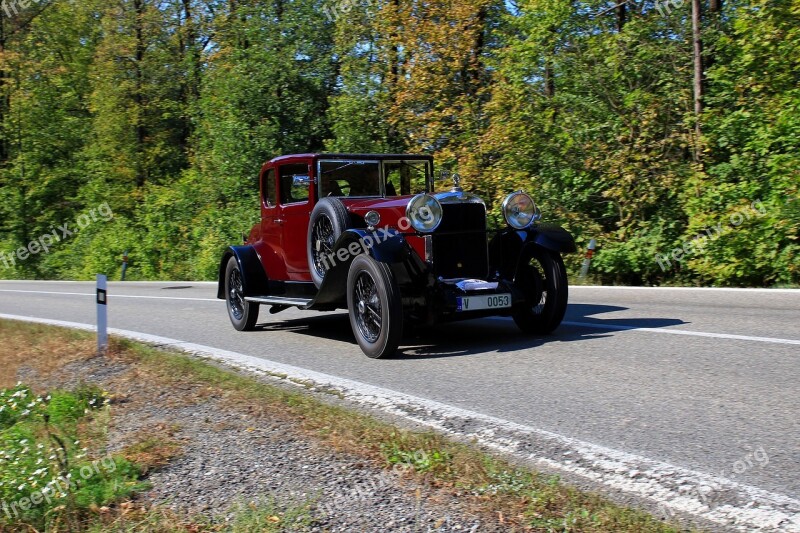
[413,276,527,324]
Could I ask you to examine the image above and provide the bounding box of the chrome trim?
[434,190,486,206]
[245,296,312,307]
[405,193,443,233]
[501,191,536,230]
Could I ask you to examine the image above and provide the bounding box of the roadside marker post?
[121,251,128,281]
[579,239,597,278]
[97,274,108,354]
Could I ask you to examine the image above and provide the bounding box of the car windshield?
[319,160,381,197]
[318,159,432,198]
[383,160,430,196]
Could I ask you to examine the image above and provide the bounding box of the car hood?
[341,196,414,230]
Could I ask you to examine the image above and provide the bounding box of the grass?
[0,382,148,532]
[120,426,183,476]
[0,319,686,532]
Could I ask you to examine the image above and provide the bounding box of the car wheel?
[512,247,568,334]
[308,197,350,288]
[225,256,260,331]
[346,255,403,358]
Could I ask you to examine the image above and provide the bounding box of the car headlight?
[364,210,381,228]
[502,191,537,230]
[405,194,443,233]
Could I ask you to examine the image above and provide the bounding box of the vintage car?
[217,153,576,358]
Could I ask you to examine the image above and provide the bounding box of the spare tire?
[308,197,350,288]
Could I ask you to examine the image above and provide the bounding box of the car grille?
[431,203,489,279]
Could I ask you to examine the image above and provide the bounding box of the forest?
[0,0,797,286]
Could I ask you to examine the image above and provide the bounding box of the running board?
[245,296,313,307]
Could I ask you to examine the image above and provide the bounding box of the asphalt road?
[1,280,798,526]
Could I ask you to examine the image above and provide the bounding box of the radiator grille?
[431,203,488,279]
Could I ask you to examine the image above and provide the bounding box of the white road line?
[572,286,800,293]
[0,312,798,532]
[487,317,800,346]
[562,321,800,346]
[0,289,220,302]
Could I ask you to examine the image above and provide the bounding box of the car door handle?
[274,218,284,225]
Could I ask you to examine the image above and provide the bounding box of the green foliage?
[0,0,797,286]
[381,439,452,474]
[0,383,144,530]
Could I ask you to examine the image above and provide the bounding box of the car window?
[262,168,276,206]
[319,161,381,197]
[279,164,310,204]
[384,160,429,196]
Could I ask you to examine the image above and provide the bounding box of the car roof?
[268,153,433,165]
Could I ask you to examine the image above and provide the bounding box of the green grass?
[0,382,148,532]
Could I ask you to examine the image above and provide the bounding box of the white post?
[96,274,108,354]
[579,239,597,278]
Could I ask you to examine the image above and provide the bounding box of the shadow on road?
[251,303,687,360]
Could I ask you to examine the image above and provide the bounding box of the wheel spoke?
[228,269,245,320]
[312,216,336,277]
[353,270,381,344]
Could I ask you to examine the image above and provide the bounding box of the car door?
[276,162,313,279]
[255,166,290,279]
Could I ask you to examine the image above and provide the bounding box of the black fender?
[527,223,577,254]
[216,246,270,299]
[489,224,576,280]
[308,228,416,309]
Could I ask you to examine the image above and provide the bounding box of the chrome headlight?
[364,210,381,228]
[405,194,443,233]
[502,191,537,230]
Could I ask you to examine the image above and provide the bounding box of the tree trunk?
[691,0,703,142]
[134,0,147,188]
[616,2,626,33]
[544,59,555,99]
[180,0,199,152]
[387,0,402,150]
[0,13,8,165]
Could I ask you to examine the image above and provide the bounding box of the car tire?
[512,247,568,334]
[308,197,350,288]
[346,254,403,358]
[225,256,260,331]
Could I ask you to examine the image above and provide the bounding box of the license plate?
[456,294,511,312]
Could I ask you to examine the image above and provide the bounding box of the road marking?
[572,286,800,293]
[0,289,220,302]
[562,321,800,346]
[487,317,800,346]
[0,312,798,532]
